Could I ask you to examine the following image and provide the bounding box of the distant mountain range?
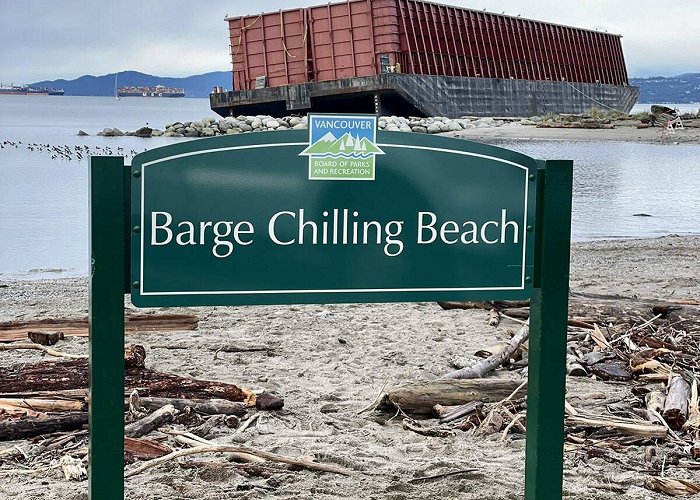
[24,70,700,103]
[30,71,230,98]
[631,73,700,104]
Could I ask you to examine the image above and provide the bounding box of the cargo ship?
[118,85,185,97]
[211,0,639,118]
[0,84,64,96]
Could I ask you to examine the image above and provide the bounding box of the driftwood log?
[0,413,88,441]
[0,392,247,417]
[565,413,667,439]
[438,292,700,331]
[0,345,257,405]
[0,397,86,413]
[380,378,526,415]
[138,397,246,416]
[124,405,177,438]
[0,314,199,342]
[663,376,691,430]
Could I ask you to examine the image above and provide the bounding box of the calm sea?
[1,96,699,279]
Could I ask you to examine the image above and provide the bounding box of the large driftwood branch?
[163,429,266,464]
[124,445,355,478]
[380,378,526,415]
[442,324,529,379]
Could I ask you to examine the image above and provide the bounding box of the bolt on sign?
[89,115,572,500]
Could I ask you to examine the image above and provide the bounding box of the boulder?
[133,126,153,138]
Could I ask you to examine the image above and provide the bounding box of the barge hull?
[210,74,640,118]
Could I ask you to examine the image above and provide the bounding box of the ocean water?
[1,96,699,279]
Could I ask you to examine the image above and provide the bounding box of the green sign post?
[89,121,571,499]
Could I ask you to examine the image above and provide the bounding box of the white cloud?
[1,1,697,82]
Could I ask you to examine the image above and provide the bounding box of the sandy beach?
[445,118,700,144]
[1,235,699,499]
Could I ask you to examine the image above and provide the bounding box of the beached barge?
[211,0,639,118]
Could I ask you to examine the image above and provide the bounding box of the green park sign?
[88,115,572,500]
[130,125,537,307]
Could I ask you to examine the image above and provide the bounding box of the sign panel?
[131,125,537,307]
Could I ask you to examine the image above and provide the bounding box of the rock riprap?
[98,115,541,138]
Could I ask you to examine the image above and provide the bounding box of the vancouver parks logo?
[300,114,384,180]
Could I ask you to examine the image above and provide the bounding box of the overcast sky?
[1,1,695,83]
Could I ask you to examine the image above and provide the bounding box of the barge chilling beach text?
[150,208,522,258]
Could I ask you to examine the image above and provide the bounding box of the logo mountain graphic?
[300,132,384,158]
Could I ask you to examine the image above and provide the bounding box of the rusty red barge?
[211,0,639,118]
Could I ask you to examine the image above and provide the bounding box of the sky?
[1,1,696,83]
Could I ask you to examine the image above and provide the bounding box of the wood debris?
[379,291,700,481]
[644,477,700,496]
[0,343,296,481]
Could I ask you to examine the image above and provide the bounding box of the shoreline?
[2,233,699,284]
[443,121,700,144]
[90,113,700,145]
